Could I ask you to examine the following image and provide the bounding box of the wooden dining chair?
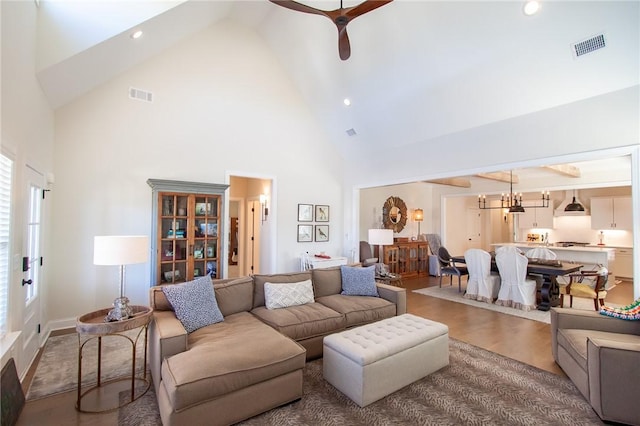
[559,269,609,311]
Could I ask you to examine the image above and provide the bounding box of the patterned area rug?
[125,340,601,425]
[413,285,614,324]
[26,329,147,400]
[29,334,603,425]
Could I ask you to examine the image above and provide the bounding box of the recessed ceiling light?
[523,1,540,16]
[131,30,143,39]
[343,98,351,106]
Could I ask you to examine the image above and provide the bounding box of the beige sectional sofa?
[149,267,406,426]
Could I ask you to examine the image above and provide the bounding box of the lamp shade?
[413,208,424,222]
[94,235,149,266]
[368,229,394,246]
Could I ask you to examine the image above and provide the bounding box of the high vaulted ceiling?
[36,0,639,162]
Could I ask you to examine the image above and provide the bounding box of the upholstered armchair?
[550,308,640,425]
[359,241,378,267]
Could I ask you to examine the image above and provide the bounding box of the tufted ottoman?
[322,313,449,407]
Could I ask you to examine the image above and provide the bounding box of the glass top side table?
[75,305,153,413]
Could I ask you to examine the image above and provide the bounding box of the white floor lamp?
[94,235,149,321]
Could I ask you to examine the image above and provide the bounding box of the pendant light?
[564,190,585,212]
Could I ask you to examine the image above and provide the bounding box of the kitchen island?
[491,243,615,270]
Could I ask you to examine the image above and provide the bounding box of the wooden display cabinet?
[148,179,228,285]
[383,240,429,279]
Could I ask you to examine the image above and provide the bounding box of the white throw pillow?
[264,279,315,310]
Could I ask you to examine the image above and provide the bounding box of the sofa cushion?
[265,279,314,310]
[340,265,378,297]
[161,312,306,411]
[162,276,224,333]
[316,294,396,328]
[213,276,254,316]
[251,302,345,341]
[252,272,311,308]
[311,266,342,297]
[557,328,640,371]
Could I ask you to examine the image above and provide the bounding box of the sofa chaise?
[149,266,406,425]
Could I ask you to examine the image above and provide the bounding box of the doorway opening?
[226,175,273,277]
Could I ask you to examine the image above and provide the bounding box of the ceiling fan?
[268,0,393,60]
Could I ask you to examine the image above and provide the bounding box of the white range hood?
[554,190,589,216]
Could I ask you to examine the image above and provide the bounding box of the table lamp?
[94,235,149,322]
[413,208,424,237]
[368,228,394,267]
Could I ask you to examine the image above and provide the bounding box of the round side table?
[75,305,153,413]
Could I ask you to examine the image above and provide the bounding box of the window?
[0,153,13,337]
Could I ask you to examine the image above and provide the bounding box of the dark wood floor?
[16,275,634,425]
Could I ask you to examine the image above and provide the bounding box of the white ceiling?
[36,0,639,163]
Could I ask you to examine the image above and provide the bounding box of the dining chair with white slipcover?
[463,248,501,303]
[494,246,538,311]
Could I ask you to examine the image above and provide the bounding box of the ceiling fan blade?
[338,28,351,60]
[268,0,330,18]
[345,0,393,20]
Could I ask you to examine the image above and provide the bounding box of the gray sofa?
[550,307,640,425]
[149,266,406,426]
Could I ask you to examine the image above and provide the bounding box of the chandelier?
[478,170,549,213]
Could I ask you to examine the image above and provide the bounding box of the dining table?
[451,255,583,311]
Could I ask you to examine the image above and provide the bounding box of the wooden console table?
[76,305,152,413]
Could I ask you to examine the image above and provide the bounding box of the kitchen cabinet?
[591,197,632,230]
[148,179,229,285]
[518,206,553,229]
[611,248,633,279]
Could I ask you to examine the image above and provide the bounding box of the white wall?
[50,21,344,328]
[1,1,55,376]
[359,183,434,243]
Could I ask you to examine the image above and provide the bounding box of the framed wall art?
[315,225,329,242]
[298,225,313,242]
[315,205,329,222]
[298,204,313,222]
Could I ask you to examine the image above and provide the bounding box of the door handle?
[22,279,33,286]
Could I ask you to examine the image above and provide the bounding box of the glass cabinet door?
[192,195,220,279]
[159,194,189,283]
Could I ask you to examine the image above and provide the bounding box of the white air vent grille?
[346,128,357,137]
[572,34,606,58]
[129,87,153,102]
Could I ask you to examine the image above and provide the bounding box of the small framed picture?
[315,205,329,222]
[315,225,329,242]
[298,204,313,222]
[298,225,313,242]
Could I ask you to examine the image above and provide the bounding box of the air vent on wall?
[572,34,606,58]
[129,87,153,102]
[346,128,357,137]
